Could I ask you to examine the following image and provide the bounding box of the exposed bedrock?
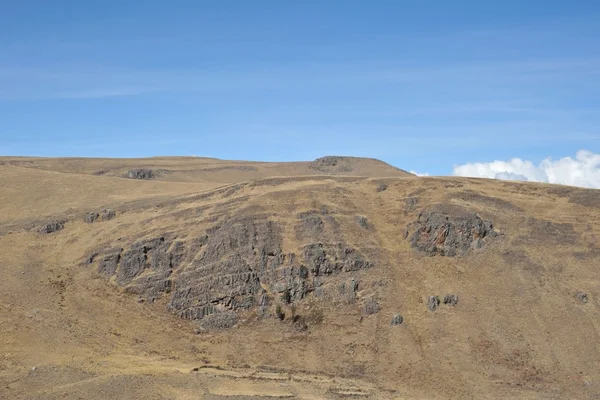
[405,204,498,256]
[90,215,374,327]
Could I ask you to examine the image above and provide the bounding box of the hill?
[0,156,598,399]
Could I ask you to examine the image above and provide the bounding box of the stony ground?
[0,156,599,399]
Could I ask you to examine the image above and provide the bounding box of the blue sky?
[1,1,599,177]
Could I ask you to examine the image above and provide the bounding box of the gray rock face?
[84,212,99,223]
[92,215,375,327]
[406,204,497,256]
[196,311,238,331]
[39,221,64,234]
[576,292,588,303]
[309,156,352,173]
[339,279,359,303]
[390,314,403,326]
[428,296,440,311]
[125,168,155,180]
[303,243,372,275]
[98,248,122,276]
[363,299,381,315]
[443,294,459,306]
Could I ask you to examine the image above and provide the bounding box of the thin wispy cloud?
[1,53,599,101]
[51,87,165,99]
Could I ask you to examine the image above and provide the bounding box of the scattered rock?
[428,296,440,311]
[39,221,64,234]
[102,209,116,221]
[363,299,381,315]
[376,183,388,192]
[357,216,369,229]
[124,168,155,180]
[406,204,497,256]
[443,294,459,306]
[390,314,403,326]
[576,292,588,303]
[84,212,99,223]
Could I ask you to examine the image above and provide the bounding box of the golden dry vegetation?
[0,156,598,399]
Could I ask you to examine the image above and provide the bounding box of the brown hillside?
[0,155,411,183]
[0,157,598,399]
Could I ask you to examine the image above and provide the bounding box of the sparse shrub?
[275,304,285,321]
[306,307,324,325]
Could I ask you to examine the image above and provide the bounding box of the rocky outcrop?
[196,311,238,331]
[39,221,65,234]
[310,156,348,172]
[405,204,497,256]
[85,209,116,223]
[91,215,375,328]
[98,248,122,276]
[124,168,155,180]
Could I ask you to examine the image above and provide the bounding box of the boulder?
[576,292,588,303]
[390,314,403,326]
[443,294,459,306]
[428,296,440,311]
[84,212,99,223]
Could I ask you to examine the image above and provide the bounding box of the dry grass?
[0,157,598,399]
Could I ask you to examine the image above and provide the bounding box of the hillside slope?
[0,155,412,183]
[0,158,599,399]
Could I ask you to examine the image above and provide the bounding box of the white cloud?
[410,170,430,177]
[453,150,600,189]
